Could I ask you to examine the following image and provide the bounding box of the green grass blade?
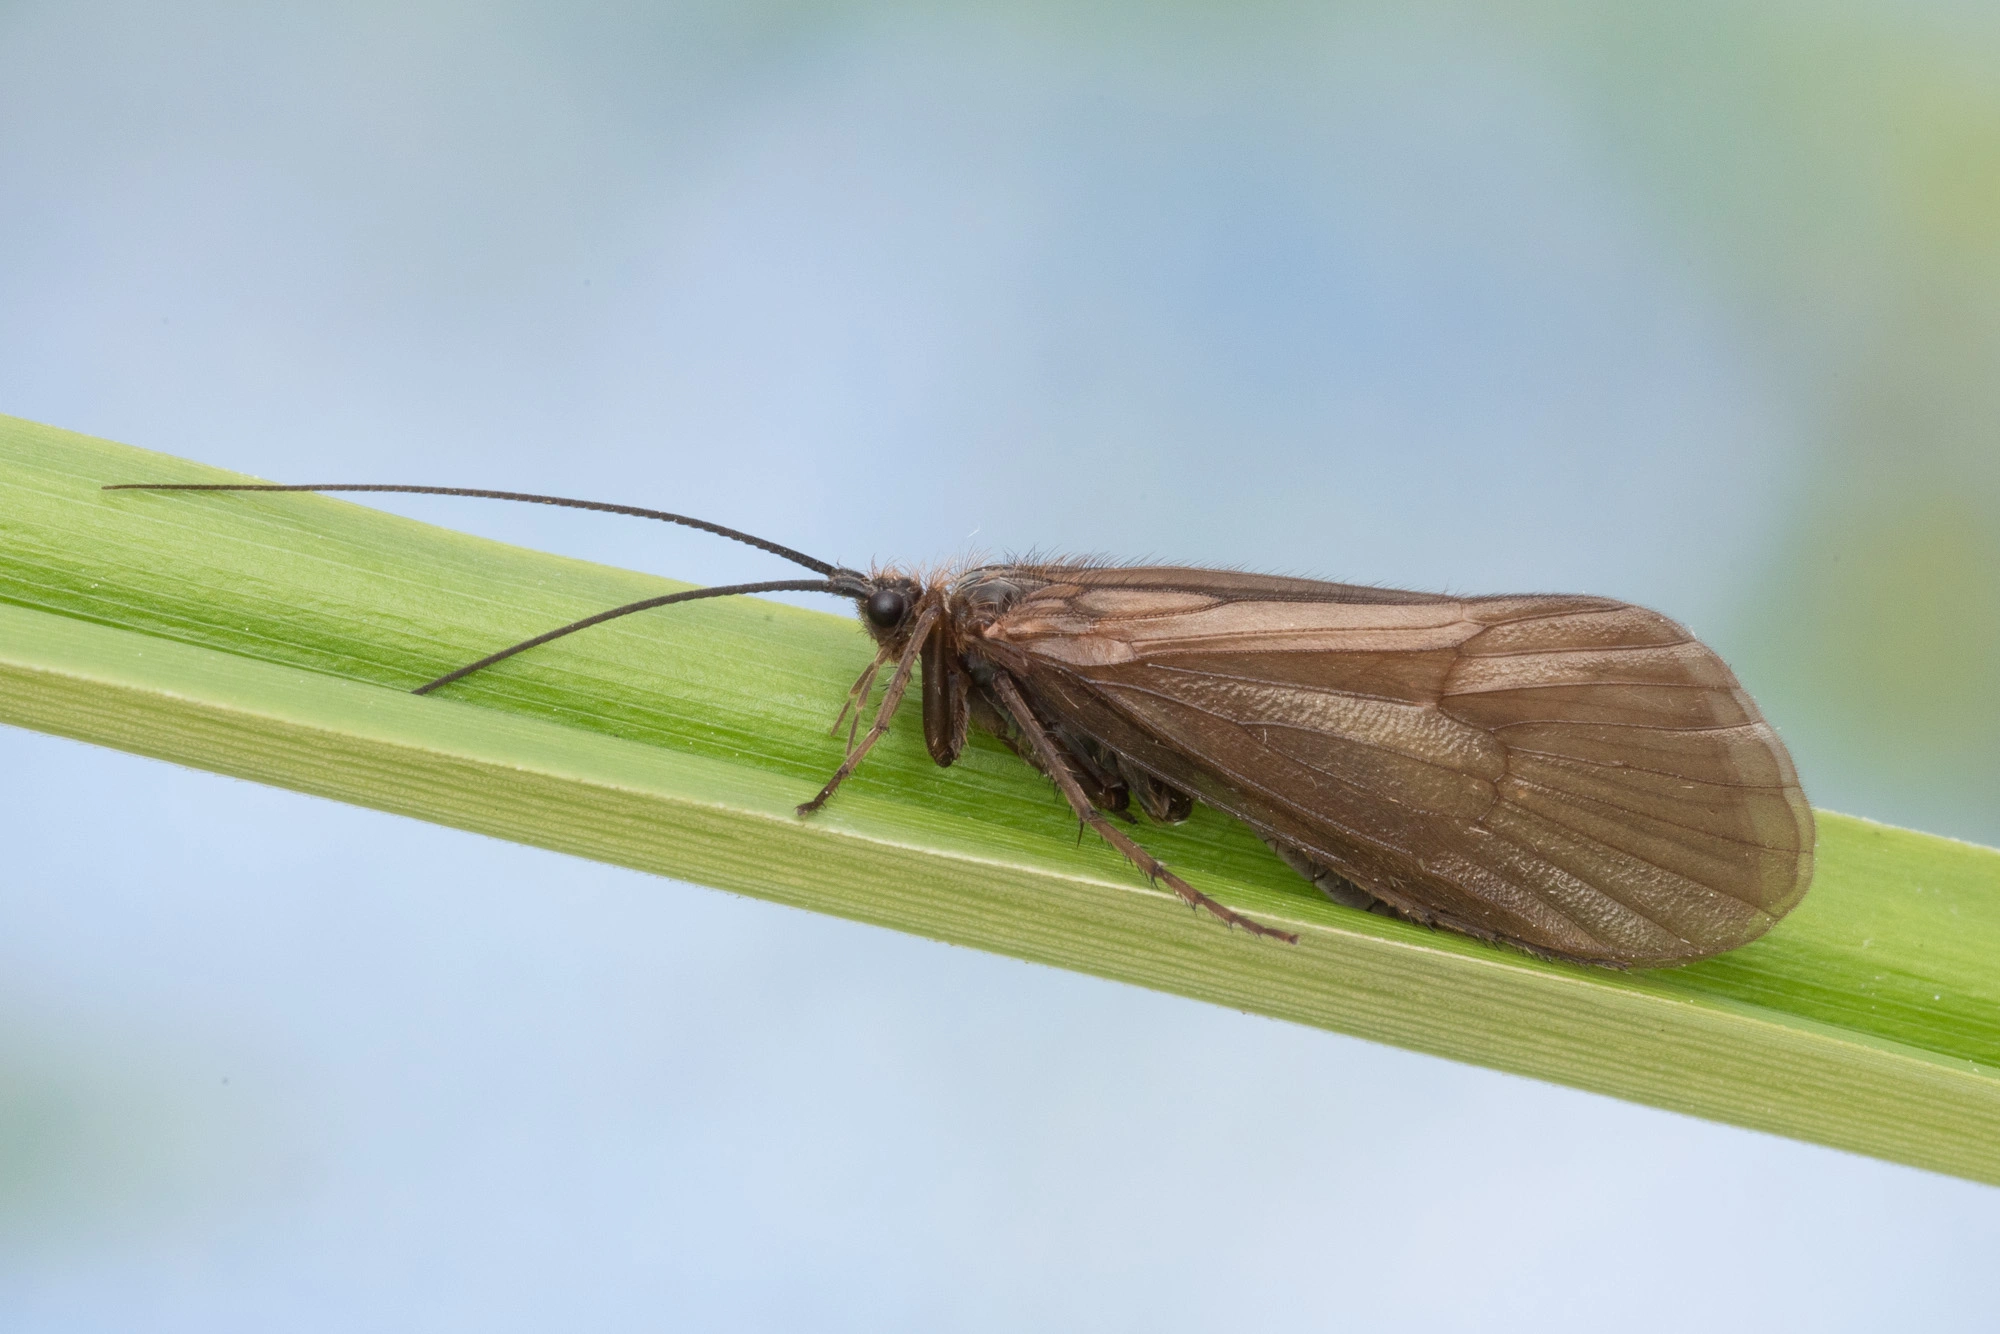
[3,412,1997,1182]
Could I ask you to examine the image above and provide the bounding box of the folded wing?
[979,566,1813,965]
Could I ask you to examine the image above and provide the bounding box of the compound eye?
[864,588,909,629]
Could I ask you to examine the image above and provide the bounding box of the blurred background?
[2,0,1997,1328]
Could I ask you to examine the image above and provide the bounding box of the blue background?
[2,2,1997,1328]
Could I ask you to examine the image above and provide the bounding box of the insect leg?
[1259,836,1403,916]
[1056,730,1135,819]
[830,647,891,752]
[796,597,944,815]
[987,674,1297,943]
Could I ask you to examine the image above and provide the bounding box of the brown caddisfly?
[105,482,1815,966]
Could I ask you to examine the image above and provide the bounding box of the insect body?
[106,483,1814,966]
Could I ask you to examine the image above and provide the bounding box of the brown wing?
[972,565,1813,966]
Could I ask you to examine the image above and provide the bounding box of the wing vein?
[1091,680,1480,808]
[1475,823,1695,947]
[1446,679,1728,696]
[1500,780,1781,906]
[1075,683,1621,950]
[1460,639,1695,661]
[1505,743,1795,791]
[1143,661,1439,709]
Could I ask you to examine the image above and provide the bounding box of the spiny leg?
[834,655,885,747]
[988,673,1297,943]
[797,598,942,816]
[830,647,890,753]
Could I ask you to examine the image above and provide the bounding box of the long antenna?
[413,579,838,694]
[103,482,837,576]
